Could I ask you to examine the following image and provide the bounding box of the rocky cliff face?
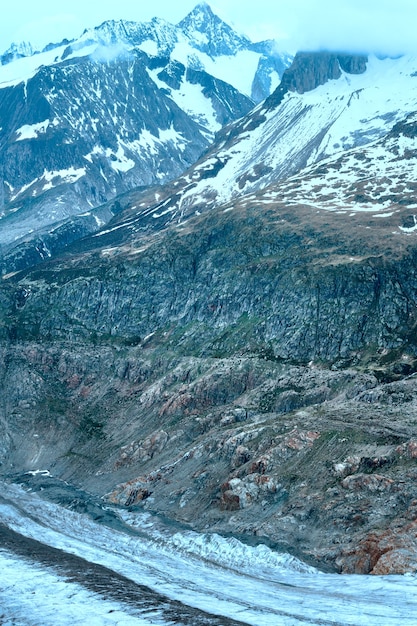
[4,200,417,364]
[278,51,367,95]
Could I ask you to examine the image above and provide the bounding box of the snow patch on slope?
[15,119,51,140]
[41,167,86,191]
[170,78,222,133]
[0,43,100,88]
[169,39,260,97]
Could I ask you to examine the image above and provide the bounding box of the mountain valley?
[2,3,417,581]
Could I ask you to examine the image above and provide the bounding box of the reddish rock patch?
[338,520,417,574]
[341,473,394,492]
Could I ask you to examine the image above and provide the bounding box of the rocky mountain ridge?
[0,3,291,101]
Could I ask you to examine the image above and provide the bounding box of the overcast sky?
[2,1,417,55]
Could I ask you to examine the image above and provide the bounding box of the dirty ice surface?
[0,478,416,625]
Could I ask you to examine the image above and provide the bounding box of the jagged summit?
[0,41,37,65]
[81,16,178,54]
[190,1,212,13]
[178,2,218,29]
[178,2,251,56]
[4,41,35,57]
[0,38,74,66]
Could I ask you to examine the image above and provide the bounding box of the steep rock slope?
[1,111,417,573]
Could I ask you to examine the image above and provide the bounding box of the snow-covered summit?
[79,17,178,56]
[178,3,251,57]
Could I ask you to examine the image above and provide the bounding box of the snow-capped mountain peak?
[0,3,293,272]
[178,3,251,57]
[0,5,291,102]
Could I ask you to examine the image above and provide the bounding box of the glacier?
[0,479,416,625]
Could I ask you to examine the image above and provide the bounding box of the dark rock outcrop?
[279,51,368,95]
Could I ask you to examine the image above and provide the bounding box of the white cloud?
[282,0,417,54]
[213,0,417,54]
[91,43,132,64]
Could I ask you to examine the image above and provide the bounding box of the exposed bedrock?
[1,203,417,573]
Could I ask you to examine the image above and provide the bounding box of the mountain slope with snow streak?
[127,53,417,227]
[59,91,417,268]
[260,113,417,217]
